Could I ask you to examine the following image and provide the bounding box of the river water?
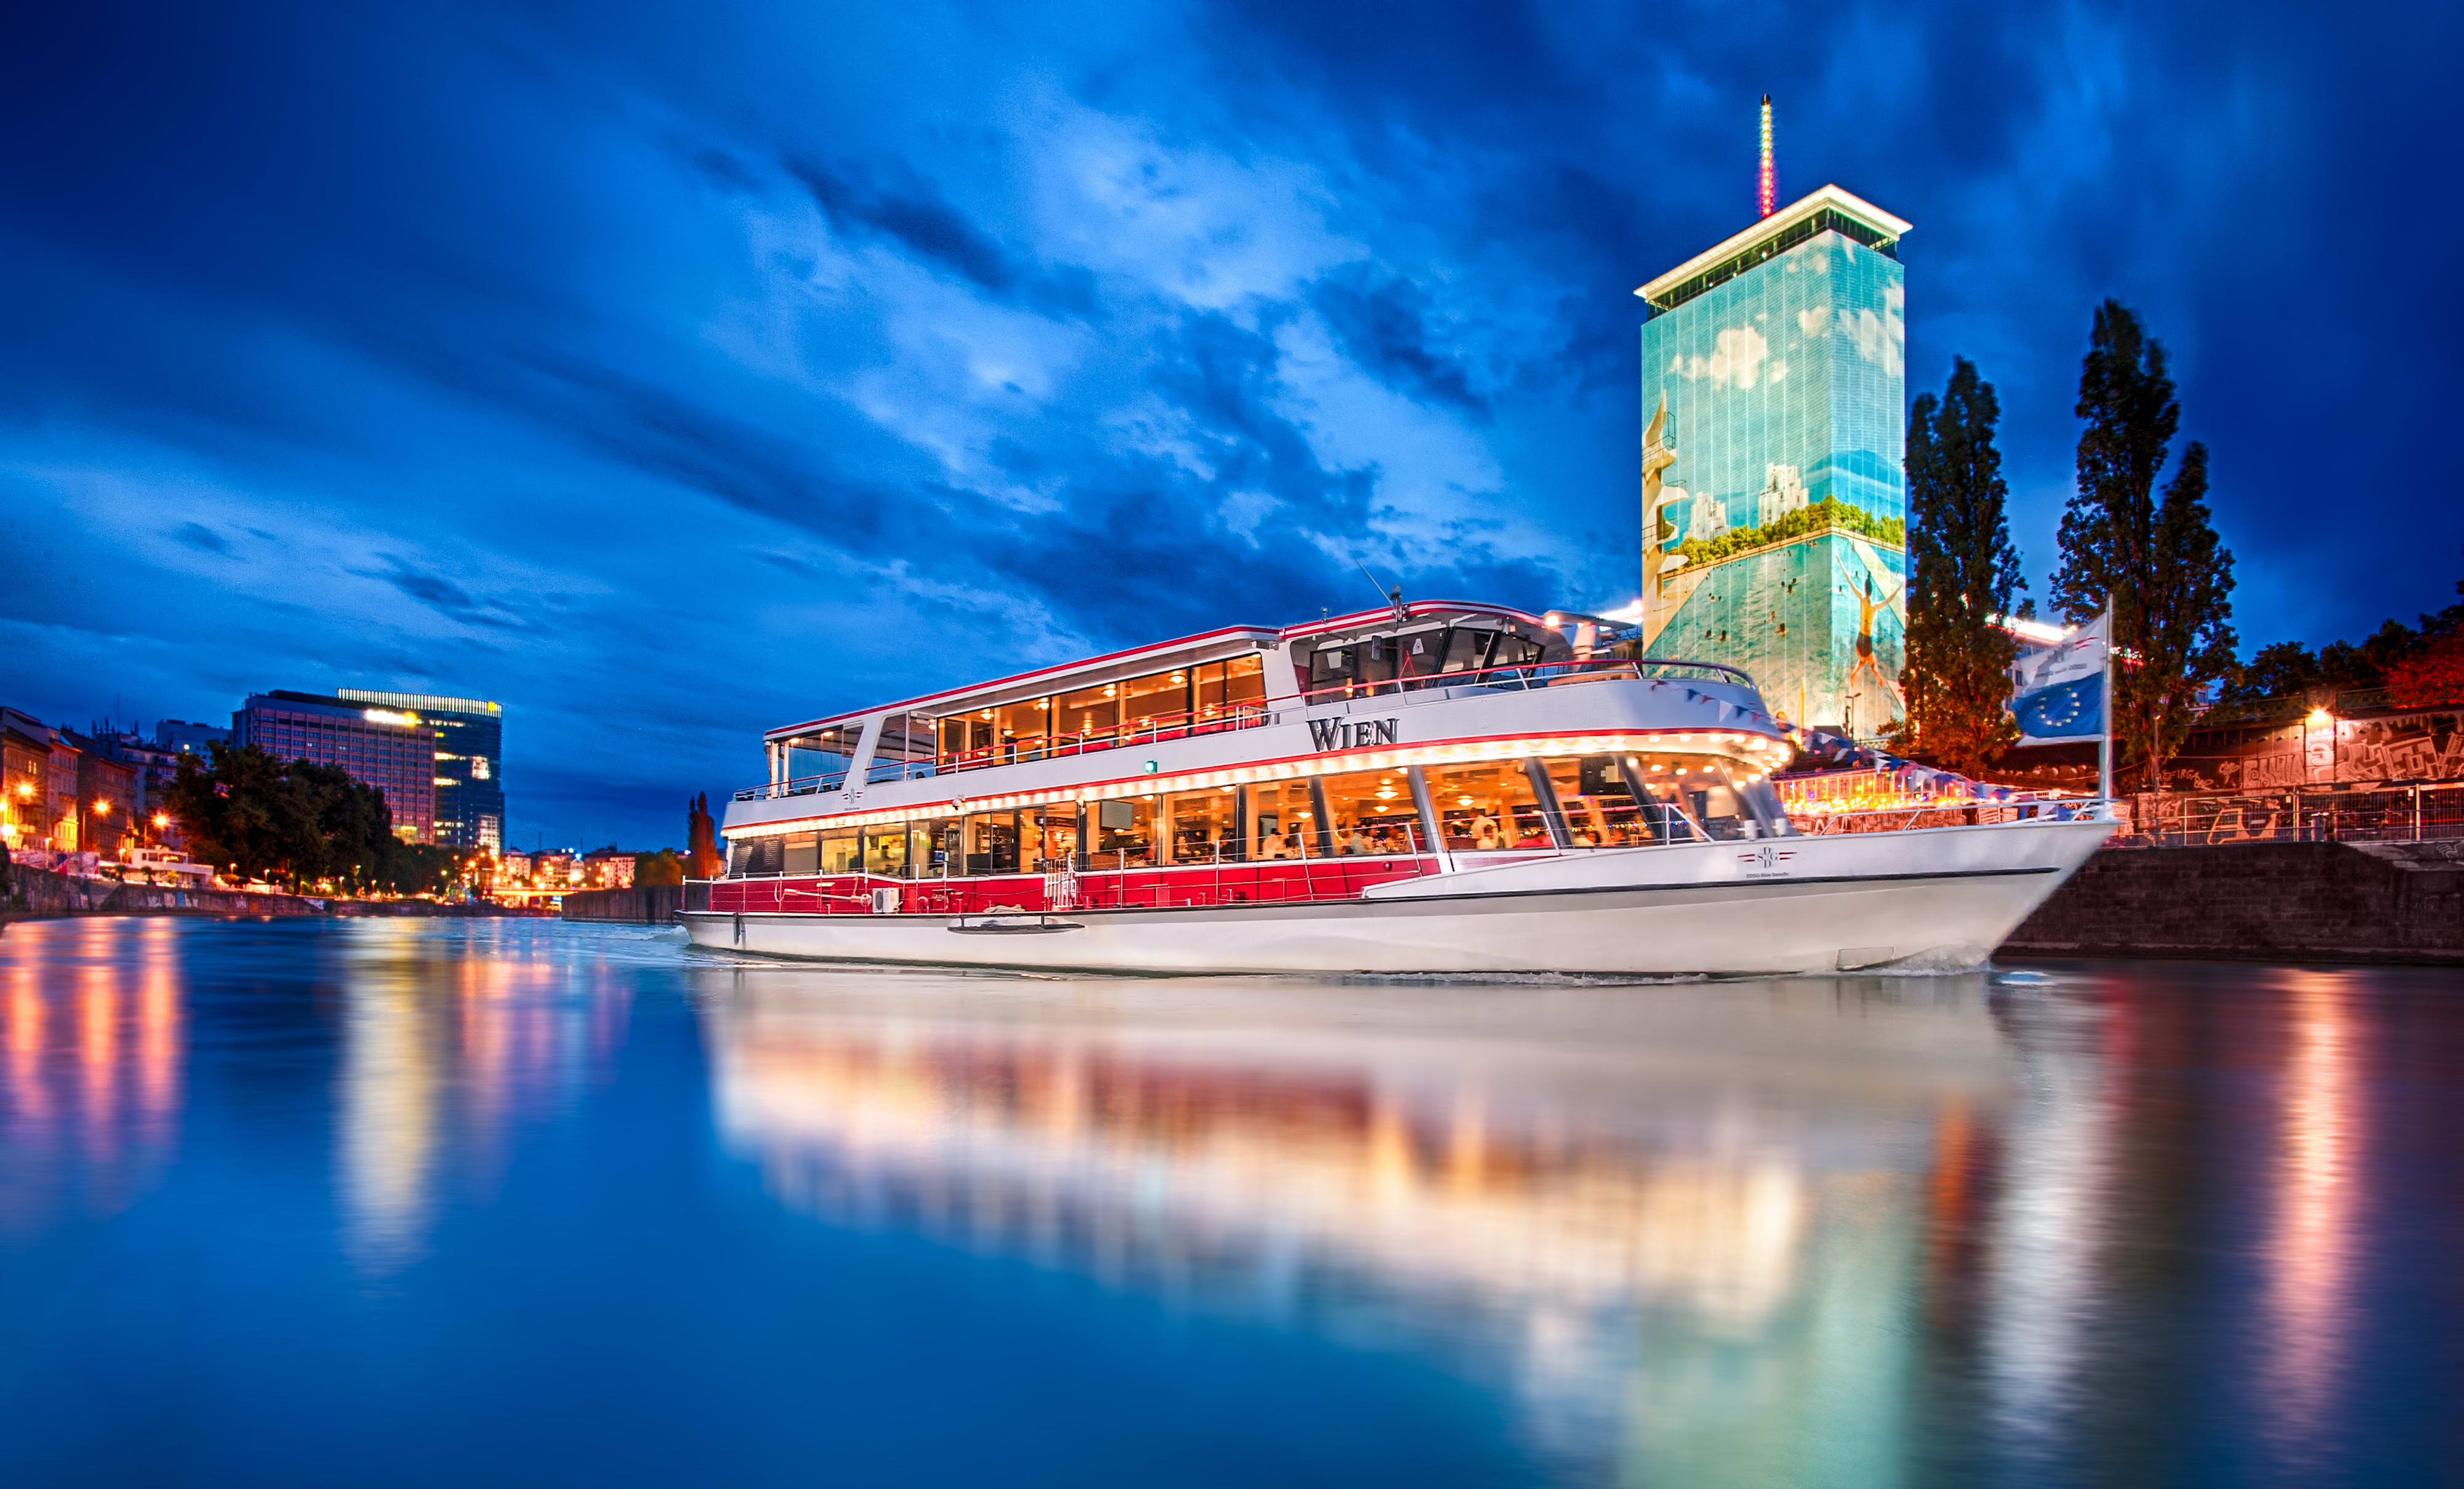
[0,917,2455,1487]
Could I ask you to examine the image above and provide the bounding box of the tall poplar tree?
[1902,357,2026,776]
[2051,301,2237,791]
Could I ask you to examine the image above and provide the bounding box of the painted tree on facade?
[2051,301,2237,791]
[1902,357,2025,776]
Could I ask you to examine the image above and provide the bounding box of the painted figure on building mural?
[1844,571,1906,728]
[1639,393,1685,609]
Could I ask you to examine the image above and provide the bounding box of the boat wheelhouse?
[683,601,2112,975]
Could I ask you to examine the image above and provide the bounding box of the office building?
[1635,181,1911,737]
[233,692,436,842]
[154,719,229,758]
[337,690,503,852]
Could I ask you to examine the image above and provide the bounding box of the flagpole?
[2099,594,2115,805]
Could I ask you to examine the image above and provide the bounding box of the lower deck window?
[964,812,1022,874]
[1090,797,1157,870]
[1424,761,1553,851]
[1168,788,1238,865]
[1245,781,1315,860]
[729,836,785,877]
[1634,754,1760,841]
[1319,767,1425,854]
[1541,758,1654,847]
[1030,810,1078,871]
[862,828,908,876]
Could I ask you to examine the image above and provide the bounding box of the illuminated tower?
[1635,120,1911,735]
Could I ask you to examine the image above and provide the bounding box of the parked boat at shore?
[683,601,2111,974]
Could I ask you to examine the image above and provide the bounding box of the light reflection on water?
[0,917,2454,1487]
[695,966,2001,1482]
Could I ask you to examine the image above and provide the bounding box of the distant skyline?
[4,1,2456,847]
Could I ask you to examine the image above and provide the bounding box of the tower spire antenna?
[1757,94,1776,218]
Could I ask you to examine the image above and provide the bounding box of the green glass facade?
[1642,222,1908,736]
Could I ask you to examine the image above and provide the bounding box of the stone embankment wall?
[3,866,539,921]
[2003,841,2464,964]
[562,886,684,924]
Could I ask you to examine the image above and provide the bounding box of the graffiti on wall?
[2203,711,2464,789]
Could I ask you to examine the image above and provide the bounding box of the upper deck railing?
[733,658,1769,801]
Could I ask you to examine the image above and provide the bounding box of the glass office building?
[1637,186,1911,737]
[338,690,503,852]
[234,693,437,842]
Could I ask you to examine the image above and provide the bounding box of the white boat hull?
[680,816,2111,976]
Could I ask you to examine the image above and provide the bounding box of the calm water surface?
[1,916,2458,1487]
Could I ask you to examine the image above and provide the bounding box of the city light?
[92,799,111,816]
[2306,707,2334,727]
[362,708,419,727]
[153,813,171,829]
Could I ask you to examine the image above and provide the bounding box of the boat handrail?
[1297,656,1756,704]
[734,769,847,802]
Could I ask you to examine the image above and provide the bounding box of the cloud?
[784,155,1094,319]
[170,521,232,555]
[355,556,524,631]
[1669,326,1771,389]
[1308,265,1486,416]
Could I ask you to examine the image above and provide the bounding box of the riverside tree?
[166,744,464,894]
[1901,357,2026,776]
[2049,301,2237,791]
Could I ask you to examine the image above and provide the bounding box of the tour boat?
[681,601,2112,975]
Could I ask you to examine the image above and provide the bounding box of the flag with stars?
[2008,615,2110,744]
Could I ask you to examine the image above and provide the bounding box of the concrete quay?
[2,865,549,923]
[562,886,684,924]
[2002,840,2464,964]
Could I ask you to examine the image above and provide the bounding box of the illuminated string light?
[1757,94,1776,219]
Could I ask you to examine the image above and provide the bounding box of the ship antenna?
[1354,559,1409,625]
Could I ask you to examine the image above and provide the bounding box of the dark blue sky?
[4,1,2455,849]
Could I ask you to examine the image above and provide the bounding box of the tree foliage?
[2222,555,2464,704]
[2385,631,2464,709]
[1900,358,2025,776]
[164,743,465,894]
[633,849,686,887]
[686,793,723,879]
[1676,496,1905,568]
[2050,301,2237,790]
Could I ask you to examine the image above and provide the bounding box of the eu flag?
[2008,614,2110,746]
[2013,674,2102,741]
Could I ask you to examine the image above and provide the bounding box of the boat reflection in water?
[697,965,2012,1480]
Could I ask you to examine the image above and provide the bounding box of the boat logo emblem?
[1740,844,1796,876]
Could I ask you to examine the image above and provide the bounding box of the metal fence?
[2114,783,2464,847]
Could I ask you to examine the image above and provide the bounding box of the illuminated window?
[1318,769,1426,855]
[1424,761,1552,851]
